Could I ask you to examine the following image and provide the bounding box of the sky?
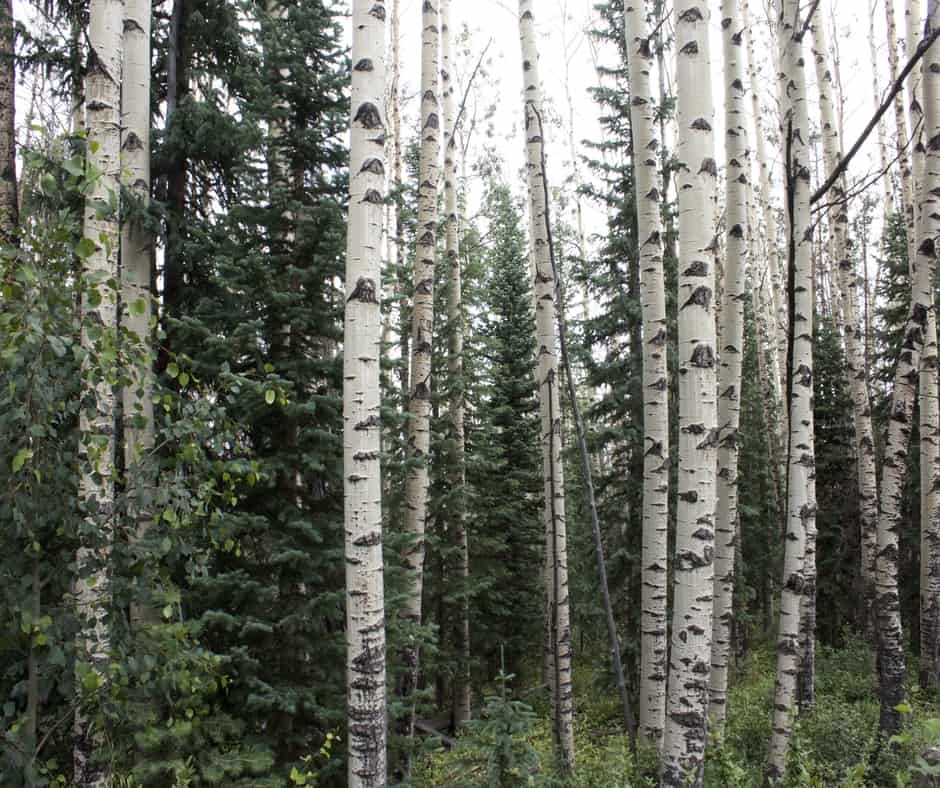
[391,0,914,271]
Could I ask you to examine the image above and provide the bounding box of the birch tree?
[121,0,153,632]
[766,0,817,779]
[908,0,940,692]
[812,8,879,651]
[624,0,668,752]
[518,0,575,770]
[74,0,123,783]
[710,0,747,733]
[344,1,388,783]
[661,2,719,784]
[400,0,440,734]
[441,0,471,726]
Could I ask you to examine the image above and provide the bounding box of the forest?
[3,0,940,784]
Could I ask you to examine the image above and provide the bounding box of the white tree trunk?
[400,0,440,732]
[74,0,123,784]
[518,0,575,770]
[121,0,154,632]
[812,8,880,649]
[344,2,388,784]
[766,0,817,780]
[624,0,669,752]
[744,1,787,480]
[710,0,748,733]
[441,0,471,726]
[869,0,897,215]
[661,3,719,785]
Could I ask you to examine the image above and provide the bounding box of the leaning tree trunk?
[812,9,880,653]
[121,0,154,631]
[661,3,719,786]
[518,0,575,771]
[908,0,940,693]
[918,0,940,698]
[709,0,747,734]
[400,0,440,745]
[74,0,123,784]
[441,0,471,727]
[344,2,388,785]
[0,0,16,244]
[623,0,669,752]
[766,0,817,781]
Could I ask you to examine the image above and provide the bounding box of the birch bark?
[624,0,668,751]
[661,3,719,785]
[400,0,440,736]
[766,0,817,779]
[709,0,747,732]
[344,2,388,784]
[74,0,123,784]
[519,0,575,770]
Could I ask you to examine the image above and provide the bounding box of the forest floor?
[411,637,940,787]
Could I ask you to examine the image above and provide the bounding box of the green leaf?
[12,447,31,472]
[265,389,276,405]
[130,297,147,316]
[62,156,85,177]
[74,238,96,259]
[178,372,190,387]
[167,362,180,379]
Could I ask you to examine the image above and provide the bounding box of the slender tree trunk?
[744,2,787,483]
[766,0,817,781]
[624,0,669,752]
[400,0,440,748]
[122,0,154,632]
[344,2,388,784]
[661,4,719,785]
[441,0,471,727]
[918,0,940,696]
[0,0,16,244]
[868,0,896,215]
[710,0,748,734]
[382,0,402,357]
[886,0,919,275]
[812,9,880,650]
[75,0,123,784]
[518,0,575,770]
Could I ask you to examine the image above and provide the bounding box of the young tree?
[661,2,719,785]
[710,0,747,733]
[518,0,575,770]
[623,0,668,751]
[75,0,123,784]
[401,0,440,736]
[767,0,817,779]
[0,0,15,243]
[441,0,471,726]
[345,0,388,783]
[812,8,879,647]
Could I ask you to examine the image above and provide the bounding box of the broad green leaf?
[12,447,31,472]
[74,238,96,259]
[265,389,276,405]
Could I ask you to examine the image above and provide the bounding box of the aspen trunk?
[744,2,787,479]
[0,0,16,244]
[399,0,440,741]
[766,0,817,780]
[624,0,669,751]
[344,2,388,784]
[122,0,154,631]
[908,0,940,692]
[812,9,880,651]
[918,0,940,696]
[661,3,719,785]
[518,0,575,770]
[441,0,471,726]
[710,0,747,733]
[869,0,896,214]
[74,0,123,784]
[886,0,919,274]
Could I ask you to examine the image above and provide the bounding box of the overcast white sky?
[391,0,911,265]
